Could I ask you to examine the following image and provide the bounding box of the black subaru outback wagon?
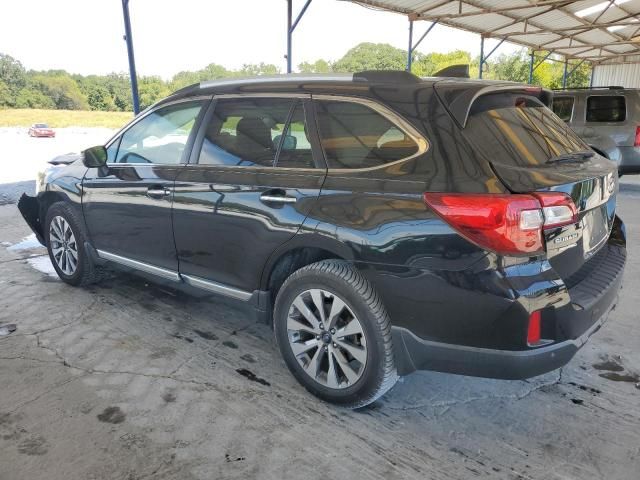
[19,71,626,408]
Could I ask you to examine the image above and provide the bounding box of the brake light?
[423,192,578,256]
[534,192,578,229]
[635,126,640,148]
[423,193,543,255]
[527,310,542,345]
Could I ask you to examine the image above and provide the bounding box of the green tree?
[412,50,472,77]
[14,87,55,108]
[298,59,333,73]
[138,76,170,109]
[31,74,89,110]
[0,79,13,106]
[0,54,26,88]
[237,63,280,76]
[333,43,407,72]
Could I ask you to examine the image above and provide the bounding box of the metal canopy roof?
[347,1,640,64]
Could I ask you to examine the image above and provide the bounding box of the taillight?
[634,126,640,148]
[423,192,578,256]
[527,310,542,345]
[534,192,578,229]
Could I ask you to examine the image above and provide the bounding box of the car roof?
[161,71,522,103]
[554,87,640,94]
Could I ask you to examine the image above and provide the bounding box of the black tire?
[274,260,398,408]
[45,202,101,286]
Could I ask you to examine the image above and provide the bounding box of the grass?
[0,108,134,129]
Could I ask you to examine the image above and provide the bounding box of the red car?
[28,123,55,138]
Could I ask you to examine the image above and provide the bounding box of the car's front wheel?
[45,202,101,286]
[274,260,398,408]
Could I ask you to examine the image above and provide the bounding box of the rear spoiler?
[433,81,553,128]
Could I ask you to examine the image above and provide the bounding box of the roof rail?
[353,70,421,84]
[553,86,624,91]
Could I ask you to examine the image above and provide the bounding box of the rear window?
[465,93,588,167]
[586,96,626,122]
[552,97,574,122]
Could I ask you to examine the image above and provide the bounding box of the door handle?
[260,190,297,204]
[146,186,172,199]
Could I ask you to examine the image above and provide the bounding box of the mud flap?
[17,193,45,246]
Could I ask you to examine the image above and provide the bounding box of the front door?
[172,96,326,293]
[83,100,206,272]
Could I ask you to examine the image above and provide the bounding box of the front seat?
[234,117,274,166]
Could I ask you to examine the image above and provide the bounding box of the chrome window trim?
[188,93,429,173]
[312,94,429,173]
[103,96,213,164]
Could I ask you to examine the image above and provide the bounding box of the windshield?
[35,123,48,128]
[465,93,588,167]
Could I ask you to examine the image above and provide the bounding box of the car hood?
[48,152,82,166]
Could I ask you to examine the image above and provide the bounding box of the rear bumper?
[392,287,619,378]
[392,218,626,379]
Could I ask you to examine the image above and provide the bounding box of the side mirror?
[82,145,108,168]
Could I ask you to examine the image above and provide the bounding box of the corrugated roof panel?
[593,63,640,87]
[349,0,640,62]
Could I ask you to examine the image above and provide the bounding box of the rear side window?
[552,97,574,122]
[315,100,420,169]
[465,93,588,167]
[586,96,626,122]
[199,97,315,169]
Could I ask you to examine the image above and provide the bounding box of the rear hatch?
[459,90,618,280]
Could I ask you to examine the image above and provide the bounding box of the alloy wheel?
[286,288,367,389]
[49,215,78,276]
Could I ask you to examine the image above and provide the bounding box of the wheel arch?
[260,233,354,303]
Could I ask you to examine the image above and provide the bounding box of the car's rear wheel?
[274,260,398,408]
[45,202,101,286]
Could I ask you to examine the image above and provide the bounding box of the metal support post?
[407,20,438,72]
[407,20,413,72]
[528,51,535,83]
[121,0,140,114]
[286,0,312,73]
[479,36,485,79]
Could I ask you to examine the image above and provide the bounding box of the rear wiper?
[546,151,594,165]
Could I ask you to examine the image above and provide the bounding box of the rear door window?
[465,93,588,167]
[199,97,315,168]
[586,95,626,122]
[552,96,574,122]
[314,100,420,169]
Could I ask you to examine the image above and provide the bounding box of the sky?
[1,0,521,79]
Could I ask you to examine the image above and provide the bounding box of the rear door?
[462,92,618,279]
[83,100,206,273]
[172,95,326,294]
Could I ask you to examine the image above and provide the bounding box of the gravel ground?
[0,134,639,479]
